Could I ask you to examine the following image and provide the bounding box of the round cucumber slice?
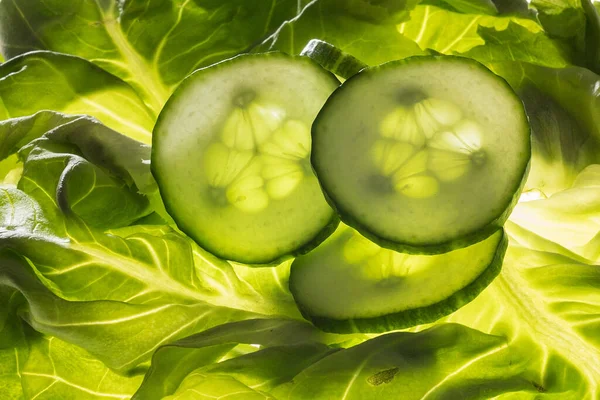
[312,56,530,254]
[153,53,340,264]
[290,225,507,333]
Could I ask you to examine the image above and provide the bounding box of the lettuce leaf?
[133,320,545,399]
[255,0,426,66]
[0,0,309,112]
[440,221,600,398]
[397,5,543,55]
[463,23,573,66]
[0,53,154,142]
[20,330,143,400]
[485,62,600,195]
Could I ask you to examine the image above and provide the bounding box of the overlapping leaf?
[437,219,600,398]
[0,0,309,112]
[397,5,542,54]
[133,319,334,399]
[0,53,154,142]
[255,0,426,67]
[0,286,27,400]
[531,0,600,73]
[132,319,547,399]
[20,330,143,400]
[463,23,572,66]
[484,62,600,195]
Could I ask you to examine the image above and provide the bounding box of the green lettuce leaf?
[133,319,335,399]
[2,281,144,400]
[463,23,572,67]
[0,52,154,142]
[397,5,543,55]
[271,323,539,399]
[489,0,532,15]
[425,0,499,15]
[437,219,600,398]
[532,0,586,39]
[1,225,272,372]
[20,329,143,400]
[257,1,570,70]
[16,119,152,229]
[509,165,600,258]
[135,320,546,399]
[484,62,600,195]
[0,0,308,112]
[255,0,426,67]
[582,0,600,72]
[531,0,600,73]
[0,286,28,400]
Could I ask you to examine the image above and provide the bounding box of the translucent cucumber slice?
[153,53,339,264]
[290,226,507,333]
[312,56,530,254]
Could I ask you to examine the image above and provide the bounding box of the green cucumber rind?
[290,229,508,333]
[300,39,368,79]
[152,52,341,266]
[311,55,531,255]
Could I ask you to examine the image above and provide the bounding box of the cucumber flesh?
[153,53,339,264]
[311,56,530,253]
[290,225,507,333]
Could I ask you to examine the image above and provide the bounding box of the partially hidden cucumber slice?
[300,39,368,79]
[290,225,507,333]
[153,53,340,264]
[311,56,530,254]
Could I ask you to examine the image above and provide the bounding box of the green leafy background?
[1,0,600,399]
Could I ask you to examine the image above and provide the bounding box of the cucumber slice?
[153,53,340,264]
[290,225,507,333]
[312,56,530,254]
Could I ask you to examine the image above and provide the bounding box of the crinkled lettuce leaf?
[0,53,154,142]
[255,0,426,66]
[132,319,547,399]
[510,165,600,259]
[133,319,335,399]
[0,286,28,400]
[257,0,572,70]
[463,23,573,67]
[19,328,143,400]
[485,62,600,195]
[397,5,543,54]
[531,0,600,73]
[438,221,600,398]
[0,0,310,112]
[425,0,499,15]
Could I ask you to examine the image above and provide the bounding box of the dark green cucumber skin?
[311,55,531,255]
[290,229,508,333]
[152,52,340,266]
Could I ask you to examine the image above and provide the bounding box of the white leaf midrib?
[96,2,170,113]
[66,240,287,317]
[69,241,208,303]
